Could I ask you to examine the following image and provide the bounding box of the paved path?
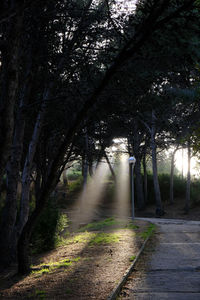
[121,218,200,300]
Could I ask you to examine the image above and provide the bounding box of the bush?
[31,198,68,253]
[68,177,83,194]
[67,171,82,180]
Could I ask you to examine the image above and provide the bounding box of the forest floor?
[0,218,153,300]
[135,197,200,221]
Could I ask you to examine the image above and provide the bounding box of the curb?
[107,234,152,300]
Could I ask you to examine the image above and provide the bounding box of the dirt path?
[0,218,152,300]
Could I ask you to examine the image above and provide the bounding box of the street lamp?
[129,156,136,220]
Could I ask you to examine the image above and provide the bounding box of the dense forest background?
[1,0,200,274]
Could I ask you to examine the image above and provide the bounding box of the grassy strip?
[59,231,121,246]
[31,257,81,276]
[78,217,121,232]
[139,223,156,240]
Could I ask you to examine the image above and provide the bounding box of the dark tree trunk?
[17,165,61,273]
[104,151,116,181]
[169,147,178,205]
[143,152,148,204]
[83,131,89,187]
[62,170,68,186]
[0,14,22,184]
[181,148,184,179]
[185,140,191,213]
[88,160,94,177]
[0,55,35,267]
[135,157,145,210]
[132,119,145,210]
[0,116,25,267]
[151,111,163,216]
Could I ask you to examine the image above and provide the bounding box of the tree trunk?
[135,157,145,210]
[88,160,94,177]
[169,147,178,205]
[104,151,116,181]
[62,170,68,186]
[151,110,163,216]
[181,148,184,179]
[15,83,52,243]
[143,152,148,204]
[0,115,25,267]
[132,119,145,210]
[83,130,89,187]
[0,14,22,184]
[17,164,62,273]
[0,56,35,268]
[185,140,191,213]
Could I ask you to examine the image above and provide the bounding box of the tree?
[0,0,199,273]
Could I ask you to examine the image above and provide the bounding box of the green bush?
[31,199,68,253]
[67,171,82,180]
[68,177,83,194]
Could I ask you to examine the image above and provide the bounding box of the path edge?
[107,233,152,300]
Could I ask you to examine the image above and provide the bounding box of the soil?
[0,219,150,300]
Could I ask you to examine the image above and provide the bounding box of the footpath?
[120,218,200,300]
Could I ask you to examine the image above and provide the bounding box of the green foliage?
[67,170,82,181]
[31,199,69,253]
[68,177,83,193]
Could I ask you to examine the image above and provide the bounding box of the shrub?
[67,171,82,181]
[31,198,68,253]
[68,177,83,194]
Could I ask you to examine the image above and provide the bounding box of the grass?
[124,223,139,230]
[31,257,81,276]
[60,230,121,246]
[28,289,46,299]
[139,223,156,240]
[60,231,95,245]
[129,255,136,262]
[57,218,143,249]
[89,232,120,245]
[78,217,120,232]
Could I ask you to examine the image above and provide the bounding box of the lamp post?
[129,156,136,220]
